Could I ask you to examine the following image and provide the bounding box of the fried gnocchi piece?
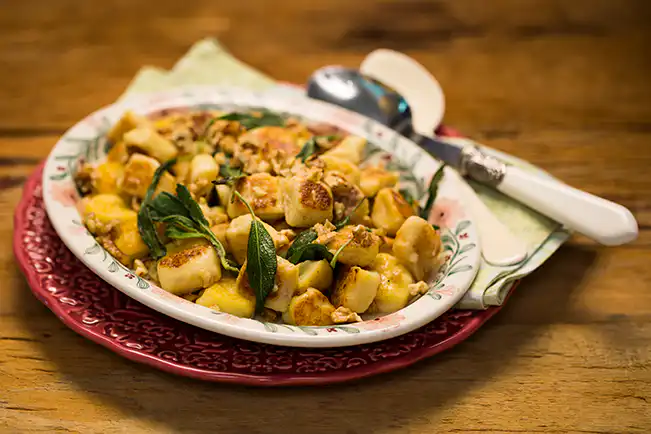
[107,141,129,164]
[157,239,222,295]
[113,216,148,258]
[322,225,381,267]
[196,277,255,318]
[239,125,304,156]
[282,288,335,326]
[120,153,176,199]
[319,155,361,185]
[264,257,299,313]
[92,161,124,195]
[214,184,232,207]
[282,176,334,227]
[78,193,136,226]
[369,253,414,313]
[225,214,289,264]
[227,173,284,221]
[106,111,149,144]
[323,135,366,164]
[172,158,192,184]
[322,171,369,223]
[371,188,415,236]
[123,126,178,163]
[359,166,399,197]
[189,154,219,196]
[331,306,362,323]
[331,266,381,313]
[393,216,442,281]
[297,259,333,292]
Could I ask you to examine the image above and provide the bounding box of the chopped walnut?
[75,162,95,195]
[334,202,346,221]
[313,220,337,236]
[97,235,131,266]
[133,259,148,278]
[409,281,430,297]
[84,214,117,236]
[261,308,279,322]
[331,307,362,324]
[188,179,211,197]
[351,225,369,241]
[170,127,196,153]
[279,228,297,242]
[145,259,159,283]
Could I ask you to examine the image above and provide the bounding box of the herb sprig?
[149,184,239,272]
[295,137,317,163]
[285,229,334,265]
[203,111,285,138]
[137,161,238,271]
[420,164,445,220]
[232,191,278,313]
[295,135,340,163]
[212,161,246,186]
[137,159,177,260]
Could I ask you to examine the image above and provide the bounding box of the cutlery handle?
[463,149,638,245]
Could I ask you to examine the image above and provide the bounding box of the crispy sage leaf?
[233,191,278,312]
[289,244,333,265]
[284,229,318,261]
[296,137,317,163]
[137,158,177,259]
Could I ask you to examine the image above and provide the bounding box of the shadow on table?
[16,244,605,433]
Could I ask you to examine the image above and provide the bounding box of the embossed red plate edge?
[14,162,516,387]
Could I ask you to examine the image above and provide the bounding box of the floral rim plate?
[16,165,511,386]
[41,86,481,348]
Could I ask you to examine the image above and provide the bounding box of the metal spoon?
[307,66,530,266]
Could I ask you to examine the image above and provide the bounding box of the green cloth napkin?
[120,38,569,309]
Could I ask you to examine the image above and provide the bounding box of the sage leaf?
[296,137,317,163]
[165,225,204,240]
[420,164,445,220]
[137,158,177,259]
[285,229,317,261]
[176,184,209,226]
[216,111,285,131]
[137,207,166,260]
[233,191,278,312]
[150,192,190,219]
[290,244,333,264]
[215,161,246,186]
[399,189,417,207]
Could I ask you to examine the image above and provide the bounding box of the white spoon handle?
[496,165,638,245]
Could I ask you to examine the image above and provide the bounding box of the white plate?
[42,86,480,348]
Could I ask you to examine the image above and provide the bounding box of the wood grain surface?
[1,0,650,433]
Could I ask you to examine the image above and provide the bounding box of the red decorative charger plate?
[14,163,515,386]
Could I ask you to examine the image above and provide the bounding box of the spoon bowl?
[306,59,530,266]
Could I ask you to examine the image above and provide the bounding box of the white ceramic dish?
[42,86,480,348]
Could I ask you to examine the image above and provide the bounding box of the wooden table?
[1,1,650,432]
